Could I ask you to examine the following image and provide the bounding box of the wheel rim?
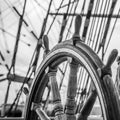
[25,45,108,120]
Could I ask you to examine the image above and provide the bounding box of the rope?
[58,0,71,43]
[46,0,64,35]
[82,0,94,42]
[104,6,120,55]
[65,0,79,40]
[87,0,100,46]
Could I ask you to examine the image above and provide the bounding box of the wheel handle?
[73,15,82,38]
[101,49,118,78]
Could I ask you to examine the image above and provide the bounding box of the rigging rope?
[6,0,53,116]
[77,0,100,105]
[81,0,86,14]
[98,0,117,59]
[104,6,120,55]
[0,7,10,53]
[95,0,110,54]
[65,0,79,40]
[18,0,38,35]
[96,0,111,53]
[87,0,100,46]
[82,0,94,42]
[93,0,105,52]
[5,0,28,116]
[4,0,39,42]
[76,0,94,106]
[97,0,111,55]
[56,0,78,10]
[58,0,71,43]
[46,0,64,35]
[0,27,31,46]
[9,0,27,73]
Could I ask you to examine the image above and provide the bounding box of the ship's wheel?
[24,15,120,120]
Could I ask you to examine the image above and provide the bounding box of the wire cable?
[104,6,120,55]
[46,0,64,35]
[65,0,79,40]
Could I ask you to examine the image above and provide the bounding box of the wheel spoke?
[31,102,50,120]
[77,90,97,120]
[65,59,79,120]
[48,68,66,120]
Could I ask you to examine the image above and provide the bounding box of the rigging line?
[92,0,109,50]
[0,7,10,53]
[77,68,87,100]
[65,1,82,90]
[76,70,88,111]
[45,0,57,10]
[74,0,90,104]
[34,0,47,22]
[86,0,100,46]
[79,72,89,102]
[0,2,20,21]
[58,0,71,43]
[33,0,60,40]
[59,61,69,90]
[87,0,100,46]
[6,68,33,117]
[64,0,76,34]
[4,0,38,41]
[65,0,79,40]
[1,0,19,13]
[34,0,48,12]
[98,0,117,55]
[104,7,120,55]
[3,0,28,116]
[34,0,61,27]
[81,0,86,14]
[52,0,57,10]
[17,0,38,35]
[93,0,105,52]
[30,0,53,37]
[13,7,39,42]
[6,44,38,116]
[90,1,101,49]
[95,0,110,54]
[9,0,27,73]
[76,67,84,101]
[98,0,111,49]
[40,1,60,38]
[76,0,92,97]
[45,1,63,36]
[56,0,78,10]
[46,0,64,35]
[101,0,117,60]
[0,51,9,70]
[97,1,111,60]
[64,0,75,40]
[79,1,99,95]
[82,0,95,42]
[0,27,31,46]
[32,0,53,74]
[30,0,43,21]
